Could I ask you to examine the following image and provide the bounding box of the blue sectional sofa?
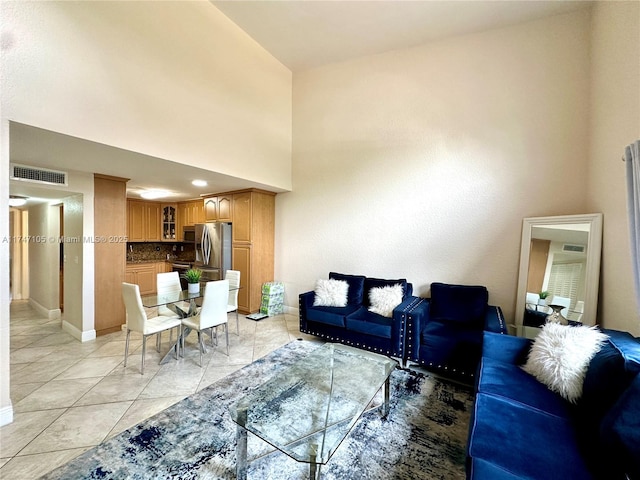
[299,272,427,359]
[404,282,507,382]
[467,330,640,480]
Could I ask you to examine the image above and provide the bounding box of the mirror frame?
[514,213,603,336]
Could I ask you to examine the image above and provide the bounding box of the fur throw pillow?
[522,323,608,403]
[368,284,404,318]
[313,279,349,307]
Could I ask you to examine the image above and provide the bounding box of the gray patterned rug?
[42,340,473,480]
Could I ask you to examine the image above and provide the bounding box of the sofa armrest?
[482,331,531,365]
[398,297,430,362]
[299,291,316,330]
[485,305,507,334]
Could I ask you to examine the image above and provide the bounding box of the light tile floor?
[1,300,318,479]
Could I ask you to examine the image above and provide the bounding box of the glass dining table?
[141,283,240,364]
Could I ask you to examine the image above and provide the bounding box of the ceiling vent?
[562,244,586,253]
[10,163,68,187]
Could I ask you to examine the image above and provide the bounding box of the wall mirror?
[514,213,603,338]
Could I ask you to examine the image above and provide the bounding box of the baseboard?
[284,305,299,316]
[28,299,61,320]
[0,404,14,427]
[62,320,96,342]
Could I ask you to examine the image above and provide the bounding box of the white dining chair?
[182,280,229,367]
[156,271,193,346]
[122,282,182,374]
[225,270,241,335]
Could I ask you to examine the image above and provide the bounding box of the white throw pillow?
[313,279,349,307]
[522,323,608,403]
[368,284,404,318]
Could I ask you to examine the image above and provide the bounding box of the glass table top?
[229,343,397,465]
[141,285,239,308]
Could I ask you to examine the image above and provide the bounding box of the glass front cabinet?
[162,204,177,241]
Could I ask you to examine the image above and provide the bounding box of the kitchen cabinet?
[176,200,204,241]
[161,204,177,241]
[127,200,145,242]
[230,190,275,314]
[125,261,169,295]
[193,200,205,224]
[146,203,162,241]
[204,195,232,222]
[125,263,156,295]
[176,202,188,241]
[127,199,161,242]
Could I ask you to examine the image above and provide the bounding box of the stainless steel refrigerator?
[193,222,232,282]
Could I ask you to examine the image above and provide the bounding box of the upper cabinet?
[204,194,232,223]
[161,204,177,241]
[129,199,204,242]
[127,199,161,242]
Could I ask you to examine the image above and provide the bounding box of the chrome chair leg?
[141,335,147,375]
[225,323,230,356]
[124,329,131,367]
[197,331,206,367]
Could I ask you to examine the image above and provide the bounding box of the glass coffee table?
[229,343,397,479]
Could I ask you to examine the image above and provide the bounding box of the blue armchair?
[404,282,507,381]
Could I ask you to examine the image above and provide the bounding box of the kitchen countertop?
[126,259,194,265]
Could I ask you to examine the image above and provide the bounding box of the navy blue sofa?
[467,330,640,480]
[404,282,507,382]
[299,272,426,359]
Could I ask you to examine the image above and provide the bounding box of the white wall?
[1,0,292,190]
[277,10,592,323]
[1,121,12,425]
[61,193,88,339]
[588,1,640,335]
[28,203,60,318]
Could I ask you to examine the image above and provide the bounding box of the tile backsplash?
[127,242,195,263]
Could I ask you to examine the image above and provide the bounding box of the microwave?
[183,226,196,242]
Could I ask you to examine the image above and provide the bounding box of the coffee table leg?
[382,376,390,418]
[309,445,320,479]
[237,409,248,480]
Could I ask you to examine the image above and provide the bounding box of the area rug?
[43,340,474,480]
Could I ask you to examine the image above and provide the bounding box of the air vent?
[10,163,68,186]
[562,244,585,253]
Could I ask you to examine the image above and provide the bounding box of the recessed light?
[192,179,208,187]
[140,189,171,200]
[9,196,27,207]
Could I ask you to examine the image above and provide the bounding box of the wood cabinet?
[94,174,127,336]
[161,204,177,241]
[125,263,156,295]
[176,202,188,241]
[127,199,161,242]
[193,200,205,224]
[128,199,204,242]
[127,200,145,242]
[204,195,232,222]
[229,190,275,314]
[125,261,171,295]
[176,200,204,241]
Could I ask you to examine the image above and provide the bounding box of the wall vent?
[10,163,68,186]
[562,244,586,253]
